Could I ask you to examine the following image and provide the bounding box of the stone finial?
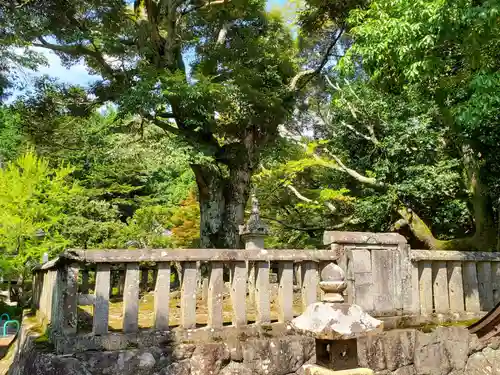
[320,262,347,303]
[239,193,269,237]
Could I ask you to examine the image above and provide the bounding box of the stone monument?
[292,256,383,374]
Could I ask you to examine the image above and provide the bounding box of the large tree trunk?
[397,151,498,251]
[192,163,252,249]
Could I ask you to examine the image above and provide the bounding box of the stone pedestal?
[292,256,382,373]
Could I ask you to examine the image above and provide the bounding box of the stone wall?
[9,324,500,375]
[8,333,315,375]
[358,326,500,375]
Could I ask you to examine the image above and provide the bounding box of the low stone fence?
[31,228,500,357]
[32,248,337,354]
[411,250,500,315]
[325,231,500,319]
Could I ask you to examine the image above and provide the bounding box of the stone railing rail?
[32,248,337,342]
[411,249,500,316]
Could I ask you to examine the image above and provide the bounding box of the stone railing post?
[323,231,413,317]
[292,257,382,373]
[52,263,79,336]
[239,194,269,310]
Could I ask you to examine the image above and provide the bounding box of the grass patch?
[77,288,307,333]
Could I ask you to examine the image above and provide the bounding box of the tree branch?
[288,69,315,91]
[33,37,115,76]
[341,121,373,142]
[365,124,380,145]
[325,76,380,146]
[258,215,326,232]
[286,184,336,213]
[157,112,176,119]
[321,150,382,187]
[216,22,232,45]
[244,212,351,232]
[289,27,345,92]
[145,114,183,136]
[181,0,229,15]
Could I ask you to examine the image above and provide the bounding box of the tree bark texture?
[192,163,252,249]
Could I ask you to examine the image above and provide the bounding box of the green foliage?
[0,0,308,248]
[0,152,78,275]
[257,79,475,246]
[2,0,500,254]
[256,0,499,249]
[0,44,45,101]
[0,107,22,163]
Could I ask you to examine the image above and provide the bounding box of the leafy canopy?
[0,152,78,275]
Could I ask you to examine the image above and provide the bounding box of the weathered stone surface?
[172,343,197,360]
[323,231,407,246]
[11,323,500,375]
[292,303,383,340]
[468,331,488,355]
[358,334,387,371]
[227,341,243,362]
[158,360,191,375]
[190,343,230,375]
[242,336,315,375]
[488,336,500,350]
[138,352,156,368]
[414,330,451,375]
[303,365,375,375]
[434,327,468,370]
[464,352,493,375]
[19,355,88,375]
[392,366,416,375]
[383,330,415,371]
[219,362,253,375]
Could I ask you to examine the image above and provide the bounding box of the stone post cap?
[239,194,269,237]
[291,303,383,341]
[323,231,407,246]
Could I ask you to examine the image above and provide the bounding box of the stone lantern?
[239,193,269,250]
[292,259,383,374]
[239,193,270,303]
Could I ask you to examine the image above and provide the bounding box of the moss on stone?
[417,318,479,333]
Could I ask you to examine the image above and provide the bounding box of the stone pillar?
[292,258,382,373]
[323,231,413,317]
[239,194,269,308]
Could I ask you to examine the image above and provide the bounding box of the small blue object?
[0,313,10,321]
[2,320,19,337]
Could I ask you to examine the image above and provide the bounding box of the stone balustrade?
[32,248,339,352]
[325,230,500,319]
[411,249,500,316]
[31,226,500,356]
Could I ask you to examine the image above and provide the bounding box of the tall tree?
[340,0,500,250]
[1,0,308,248]
[265,0,500,250]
